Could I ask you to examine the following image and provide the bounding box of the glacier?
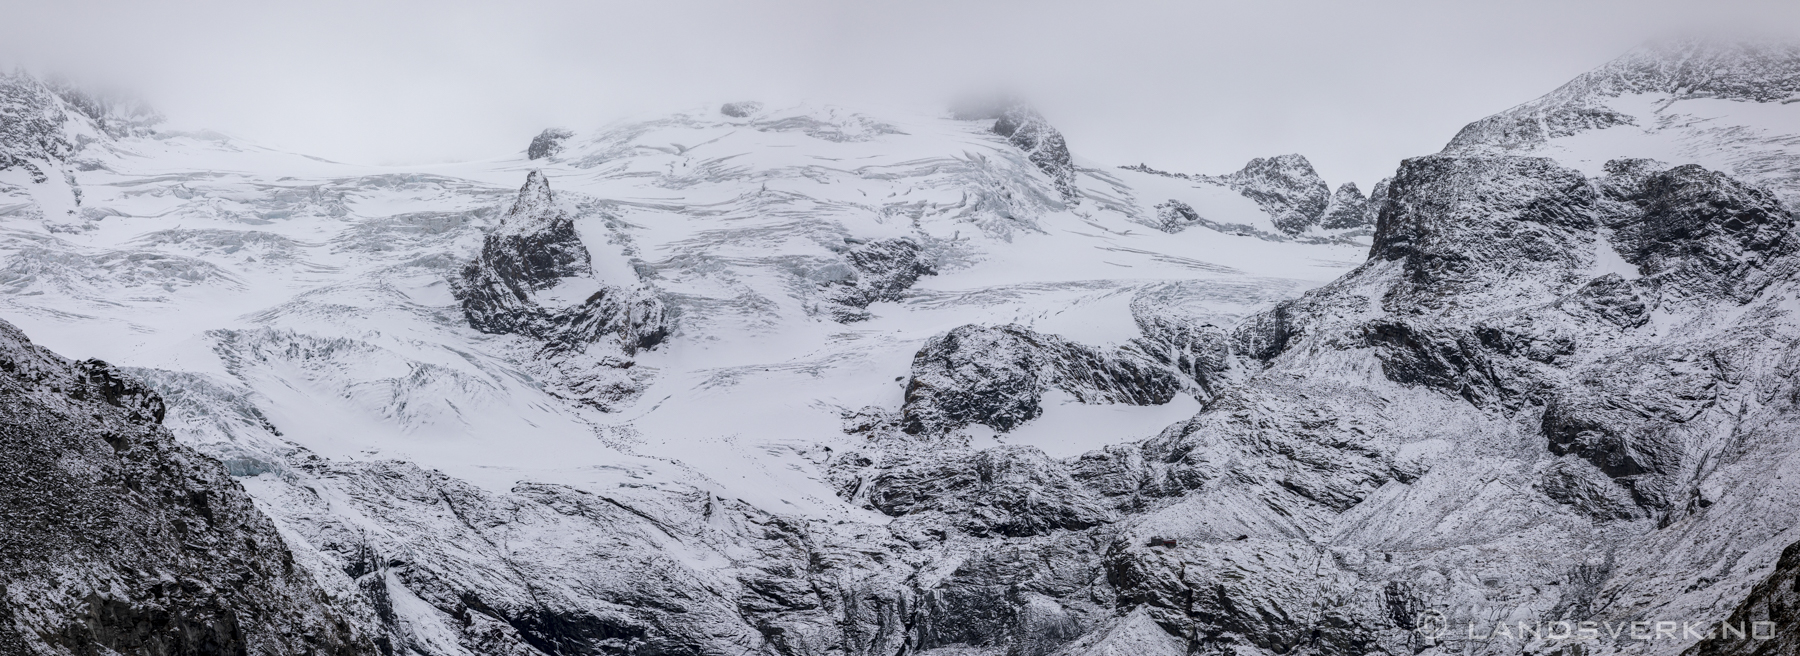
[2,38,1799,656]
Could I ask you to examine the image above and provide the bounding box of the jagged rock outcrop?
[525,128,572,160]
[956,101,1079,203]
[0,73,77,181]
[0,318,375,656]
[1151,199,1204,233]
[1600,160,1797,303]
[0,73,159,181]
[820,236,938,321]
[1209,154,1331,234]
[455,170,671,354]
[900,324,1180,435]
[1318,182,1370,230]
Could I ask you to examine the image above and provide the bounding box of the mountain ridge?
[2,39,1799,656]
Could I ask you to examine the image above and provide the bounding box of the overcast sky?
[4,0,1797,188]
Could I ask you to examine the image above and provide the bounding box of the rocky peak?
[1362,177,1392,227]
[1318,182,1370,230]
[1448,39,1800,153]
[1211,153,1331,234]
[526,128,572,160]
[456,170,671,357]
[486,170,590,287]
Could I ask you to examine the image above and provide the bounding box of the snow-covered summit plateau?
[2,39,1800,656]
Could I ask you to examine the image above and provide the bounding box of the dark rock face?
[1214,154,1331,234]
[900,324,1181,435]
[525,128,572,160]
[1318,182,1370,230]
[0,318,375,656]
[455,171,671,354]
[1601,162,1797,302]
[1685,539,1800,656]
[720,101,764,117]
[821,237,938,322]
[1372,155,1599,309]
[867,446,1113,537]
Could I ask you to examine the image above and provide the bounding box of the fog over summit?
[3,0,1795,184]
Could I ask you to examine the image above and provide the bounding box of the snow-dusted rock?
[526,128,572,160]
[900,324,1181,435]
[456,170,671,354]
[0,318,375,656]
[1318,182,1370,230]
[5,39,1800,656]
[1210,154,1331,234]
[720,101,764,118]
[956,101,1079,203]
[819,236,938,322]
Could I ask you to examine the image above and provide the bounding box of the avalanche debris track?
[2,39,1800,656]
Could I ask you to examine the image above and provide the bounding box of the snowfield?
[6,38,1800,656]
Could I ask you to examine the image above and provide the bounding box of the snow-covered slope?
[5,39,1800,656]
[1447,39,1800,203]
[0,78,1369,654]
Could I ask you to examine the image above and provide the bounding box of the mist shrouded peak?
[1448,37,1800,153]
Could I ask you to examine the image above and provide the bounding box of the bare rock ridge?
[0,318,375,656]
[1449,40,1800,154]
[1318,182,1371,230]
[900,323,1182,435]
[454,170,671,354]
